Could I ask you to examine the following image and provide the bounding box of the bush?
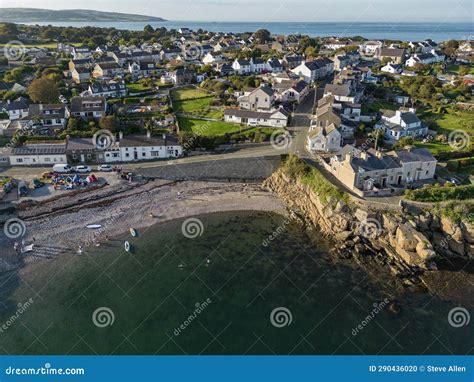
[406,184,474,202]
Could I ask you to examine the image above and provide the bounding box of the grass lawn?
[173,96,223,119]
[362,100,399,114]
[171,87,212,101]
[126,82,152,93]
[242,127,285,139]
[178,117,241,137]
[446,64,474,76]
[422,109,474,135]
[0,42,62,49]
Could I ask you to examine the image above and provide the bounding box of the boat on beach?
[86,224,102,229]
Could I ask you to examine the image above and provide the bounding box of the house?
[405,50,445,67]
[0,97,30,120]
[93,63,125,79]
[307,123,342,152]
[72,46,91,59]
[238,85,274,111]
[160,48,182,61]
[9,142,67,166]
[118,132,183,161]
[87,82,128,98]
[232,59,252,75]
[376,48,406,64]
[333,51,360,71]
[381,63,403,74]
[224,108,288,127]
[71,67,91,84]
[359,41,383,56]
[324,145,437,196]
[324,83,360,103]
[250,57,266,73]
[273,80,309,104]
[266,58,284,73]
[202,52,224,65]
[28,104,68,128]
[218,63,235,76]
[128,61,160,77]
[291,58,334,83]
[111,52,130,66]
[66,137,98,164]
[410,39,438,53]
[170,68,195,85]
[281,54,304,69]
[70,97,107,119]
[324,38,356,51]
[376,109,428,141]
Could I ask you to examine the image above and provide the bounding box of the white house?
[119,133,183,161]
[0,97,30,120]
[9,143,67,166]
[250,58,266,73]
[307,124,342,152]
[291,58,334,83]
[70,97,107,119]
[232,59,252,75]
[405,50,445,67]
[377,109,428,141]
[224,108,288,127]
[359,41,383,56]
[381,63,403,74]
[87,82,128,99]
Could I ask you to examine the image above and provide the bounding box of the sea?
[0,211,470,355]
[26,21,473,42]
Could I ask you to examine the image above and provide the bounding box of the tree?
[27,77,60,103]
[253,29,271,44]
[99,116,119,133]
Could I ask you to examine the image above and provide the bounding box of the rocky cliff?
[264,168,473,290]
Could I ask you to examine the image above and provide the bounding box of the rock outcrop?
[264,170,473,280]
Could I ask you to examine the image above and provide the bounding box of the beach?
[0,179,287,271]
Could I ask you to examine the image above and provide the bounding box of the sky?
[0,0,472,22]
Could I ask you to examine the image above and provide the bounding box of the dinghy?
[21,244,34,254]
[86,224,102,229]
[130,228,138,237]
[124,241,131,252]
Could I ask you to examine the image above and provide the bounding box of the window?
[16,158,23,163]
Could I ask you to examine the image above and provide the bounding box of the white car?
[75,166,92,173]
[97,165,113,172]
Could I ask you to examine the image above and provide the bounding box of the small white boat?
[21,244,34,254]
[124,241,131,252]
[86,224,102,229]
[130,228,138,237]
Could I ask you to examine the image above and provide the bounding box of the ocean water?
[0,211,470,355]
[26,21,473,42]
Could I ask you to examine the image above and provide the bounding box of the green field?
[126,82,152,93]
[446,64,474,76]
[171,87,212,101]
[362,101,399,114]
[0,42,62,49]
[173,96,223,119]
[178,117,242,137]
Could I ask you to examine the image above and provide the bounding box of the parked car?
[31,179,45,189]
[18,181,29,197]
[75,166,92,173]
[53,164,72,174]
[97,165,113,172]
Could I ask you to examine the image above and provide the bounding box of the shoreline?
[0,180,287,271]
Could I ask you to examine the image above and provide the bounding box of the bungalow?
[277,80,309,103]
[224,108,288,127]
[87,82,128,98]
[232,59,252,75]
[376,109,428,141]
[238,85,275,111]
[291,57,334,83]
[70,97,107,119]
[381,63,403,74]
[9,142,67,166]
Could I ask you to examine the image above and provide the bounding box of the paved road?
[0,144,285,181]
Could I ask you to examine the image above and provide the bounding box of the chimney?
[147,130,151,139]
[119,131,123,140]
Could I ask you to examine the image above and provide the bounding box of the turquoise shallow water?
[0,211,471,355]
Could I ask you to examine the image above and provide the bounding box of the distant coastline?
[0,8,166,22]
[19,20,473,41]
